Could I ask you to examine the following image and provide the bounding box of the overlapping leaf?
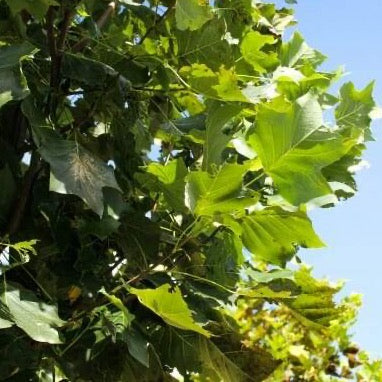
[249,93,352,205]
[0,42,36,108]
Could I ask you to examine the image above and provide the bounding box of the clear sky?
[273,0,382,356]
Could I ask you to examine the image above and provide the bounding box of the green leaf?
[205,231,244,288]
[202,102,242,171]
[175,0,212,31]
[250,93,351,205]
[286,267,343,327]
[0,303,13,329]
[176,18,233,71]
[335,82,375,139]
[246,269,294,283]
[238,208,324,266]
[61,53,129,88]
[0,42,36,108]
[5,0,59,19]
[130,284,210,337]
[280,32,326,68]
[100,289,135,327]
[139,158,188,211]
[78,216,121,240]
[186,163,256,216]
[0,283,64,344]
[123,329,150,368]
[180,64,248,102]
[33,127,121,216]
[119,213,160,262]
[240,31,279,73]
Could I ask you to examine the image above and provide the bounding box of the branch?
[57,8,73,54]
[46,6,58,89]
[7,151,42,236]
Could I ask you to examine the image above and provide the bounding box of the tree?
[0,0,379,380]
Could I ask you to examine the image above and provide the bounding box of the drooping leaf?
[175,0,212,31]
[237,208,324,266]
[130,283,211,337]
[250,93,352,205]
[202,102,242,171]
[33,126,121,216]
[0,283,65,344]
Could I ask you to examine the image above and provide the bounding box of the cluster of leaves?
[236,268,382,381]
[0,0,379,380]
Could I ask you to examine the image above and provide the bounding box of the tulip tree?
[0,0,379,380]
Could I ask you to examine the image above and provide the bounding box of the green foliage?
[0,0,379,380]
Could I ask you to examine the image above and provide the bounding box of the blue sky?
[273,0,382,356]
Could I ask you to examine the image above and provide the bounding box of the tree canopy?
[0,0,380,381]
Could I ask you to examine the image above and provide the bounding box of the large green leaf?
[175,0,212,31]
[176,18,233,71]
[250,93,351,205]
[33,127,121,216]
[130,284,210,337]
[237,207,324,266]
[0,42,36,108]
[202,102,242,171]
[186,163,256,216]
[0,283,64,344]
[5,0,58,19]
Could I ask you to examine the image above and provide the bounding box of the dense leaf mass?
[0,0,380,380]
